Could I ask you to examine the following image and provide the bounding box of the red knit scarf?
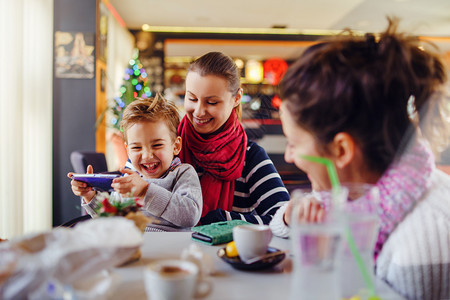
[178,110,247,217]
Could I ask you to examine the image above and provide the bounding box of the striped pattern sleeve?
[228,141,290,224]
[124,159,134,170]
[269,202,291,238]
[81,192,102,217]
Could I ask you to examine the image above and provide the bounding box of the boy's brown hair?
[120,95,180,142]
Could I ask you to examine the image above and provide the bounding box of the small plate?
[217,247,286,271]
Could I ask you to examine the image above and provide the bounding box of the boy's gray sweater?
[82,163,202,232]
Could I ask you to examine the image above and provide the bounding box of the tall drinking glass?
[289,187,348,300]
[337,183,380,299]
[289,183,380,300]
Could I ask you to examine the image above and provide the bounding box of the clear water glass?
[289,184,380,300]
[289,187,348,300]
[336,183,380,299]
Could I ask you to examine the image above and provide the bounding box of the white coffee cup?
[144,259,210,300]
[233,224,273,263]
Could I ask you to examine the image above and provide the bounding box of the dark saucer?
[217,246,286,271]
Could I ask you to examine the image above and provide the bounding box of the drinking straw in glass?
[300,155,379,300]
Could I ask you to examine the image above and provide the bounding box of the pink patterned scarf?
[374,139,434,260]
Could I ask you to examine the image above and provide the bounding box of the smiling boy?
[70,96,202,231]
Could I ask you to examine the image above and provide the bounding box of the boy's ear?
[331,132,355,169]
[173,136,182,155]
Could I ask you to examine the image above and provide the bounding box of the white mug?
[233,224,273,263]
[144,259,210,300]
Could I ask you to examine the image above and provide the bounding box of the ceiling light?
[141,25,346,36]
[234,59,244,69]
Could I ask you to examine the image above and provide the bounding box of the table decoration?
[94,192,155,263]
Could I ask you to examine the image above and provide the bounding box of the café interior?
[1,0,449,299]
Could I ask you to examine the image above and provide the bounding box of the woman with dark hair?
[269,20,450,299]
[178,51,290,225]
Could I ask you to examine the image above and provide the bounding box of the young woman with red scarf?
[178,52,290,225]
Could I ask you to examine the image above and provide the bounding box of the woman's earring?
[407,95,418,123]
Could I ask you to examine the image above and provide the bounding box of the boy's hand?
[112,168,149,198]
[283,196,325,225]
[67,165,96,203]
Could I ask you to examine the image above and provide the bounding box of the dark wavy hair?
[279,19,447,174]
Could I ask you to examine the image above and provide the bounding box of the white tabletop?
[110,232,402,300]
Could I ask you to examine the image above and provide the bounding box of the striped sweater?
[199,141,290,225]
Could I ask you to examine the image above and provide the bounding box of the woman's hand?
[283,196,325,226]
[283,201,294,225]
[112,168,149,198]
[67,165,96,203]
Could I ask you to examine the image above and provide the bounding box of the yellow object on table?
[226,241,239,257]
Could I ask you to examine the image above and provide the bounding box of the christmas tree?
[110,53,152,131]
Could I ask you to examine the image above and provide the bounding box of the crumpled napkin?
[180,243,215,277]
[0,217,142,300]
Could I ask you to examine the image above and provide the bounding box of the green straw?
[300,155,341,195]
[300,155,379,300]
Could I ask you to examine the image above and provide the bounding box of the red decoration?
[134,198,143,207]
[264,58,288,85]
[170,74,183,84]
[271,95,282,110]
[101,198,118,214]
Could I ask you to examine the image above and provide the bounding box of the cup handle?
[194,277,212,298]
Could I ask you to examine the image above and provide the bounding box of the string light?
[110,54,152,130]
[245,60,264,84]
